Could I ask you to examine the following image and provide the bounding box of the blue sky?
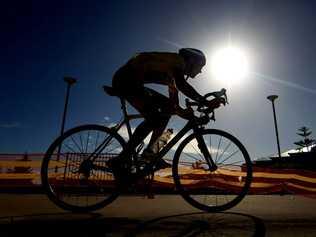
[1,0,316,160]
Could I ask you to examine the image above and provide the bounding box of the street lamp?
[267,95,281,159]
[60,77,77,137]
[56,77,77,164]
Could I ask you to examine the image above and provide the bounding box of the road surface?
[1,194,316,236]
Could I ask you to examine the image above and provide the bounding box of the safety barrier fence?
[1,154,316,196]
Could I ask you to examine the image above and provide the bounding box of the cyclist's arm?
[168,81,179,106]
[169,85,191,119]
[173,69,205,104]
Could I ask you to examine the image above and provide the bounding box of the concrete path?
[1,194,316,236]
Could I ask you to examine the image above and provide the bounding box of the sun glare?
[211,46,249,84]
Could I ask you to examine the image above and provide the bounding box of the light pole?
[60,77,77,137]
[267,95,281,159]
[56,77,77,164]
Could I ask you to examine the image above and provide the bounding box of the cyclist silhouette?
[42,48,252,212]
[111,48,211,175]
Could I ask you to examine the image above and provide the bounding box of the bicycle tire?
[172,129,252,212]
[41,124,125,212]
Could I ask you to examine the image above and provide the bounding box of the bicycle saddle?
[103,85,121,97]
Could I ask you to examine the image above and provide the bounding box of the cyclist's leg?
[147,117,169,153]
[134,88,173,169]
[117,119,154,160]
[144,117,172,169]
[112,69,152,161]
[124,91,171,152]
[111,84,173,173]
[137,87,173,151]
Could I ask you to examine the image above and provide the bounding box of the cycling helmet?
[178,48,206,66]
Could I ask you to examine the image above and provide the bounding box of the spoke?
[216,141,232,164]
[102,138,116,153]
[53,151,72,159]
[218,161,243,167]
[95,131,100,151]
[189,142,205,160]
[87,137,115,160]
[62,142,80,154]
[218,150,240,165]
[79,133,84,152]
[90,134,114,160]
[184,152,201,161]
[215,136,223,163]
[70,136,84,153]
[106,143,122,153]
[85,131,90,154]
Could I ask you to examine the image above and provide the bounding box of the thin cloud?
[156,37,184,49]
[0,122,21,128]
[252,72,316,95]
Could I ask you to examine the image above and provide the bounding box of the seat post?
[120,98,133,139]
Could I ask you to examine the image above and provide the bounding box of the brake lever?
[204,88,228,105]
[223,89,229,104]
[210,111,216,121]
[185,98,199,107]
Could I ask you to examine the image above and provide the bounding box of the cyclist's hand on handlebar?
[205,97,226,110]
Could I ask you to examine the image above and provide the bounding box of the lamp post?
[267,95,281,159]
[56,77,77,164]
[60,77,77,137]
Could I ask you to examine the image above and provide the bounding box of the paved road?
[1,194,316,236]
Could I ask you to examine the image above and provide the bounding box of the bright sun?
[211,46,249,84]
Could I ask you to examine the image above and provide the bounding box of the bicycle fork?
[194,130,218,172]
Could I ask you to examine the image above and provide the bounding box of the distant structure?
[253,126,316,170]
[253,144,316,171]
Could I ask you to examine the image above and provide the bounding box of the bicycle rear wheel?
[41,124,125,212]
[173,129,252,212]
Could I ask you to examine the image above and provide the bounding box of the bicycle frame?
[104,98,217,171]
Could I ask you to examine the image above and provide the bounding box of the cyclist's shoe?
[140,148,171,171]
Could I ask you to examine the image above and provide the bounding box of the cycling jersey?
[113,52,185,88]
[112,51,205,105]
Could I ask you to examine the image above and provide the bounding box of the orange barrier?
[1,155,316,195]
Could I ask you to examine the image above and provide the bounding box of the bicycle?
[41,86,252,213]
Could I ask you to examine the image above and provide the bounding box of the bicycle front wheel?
[173,129,252,212]
[41,124,125,212]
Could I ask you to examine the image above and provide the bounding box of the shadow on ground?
[0,211,265,237]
